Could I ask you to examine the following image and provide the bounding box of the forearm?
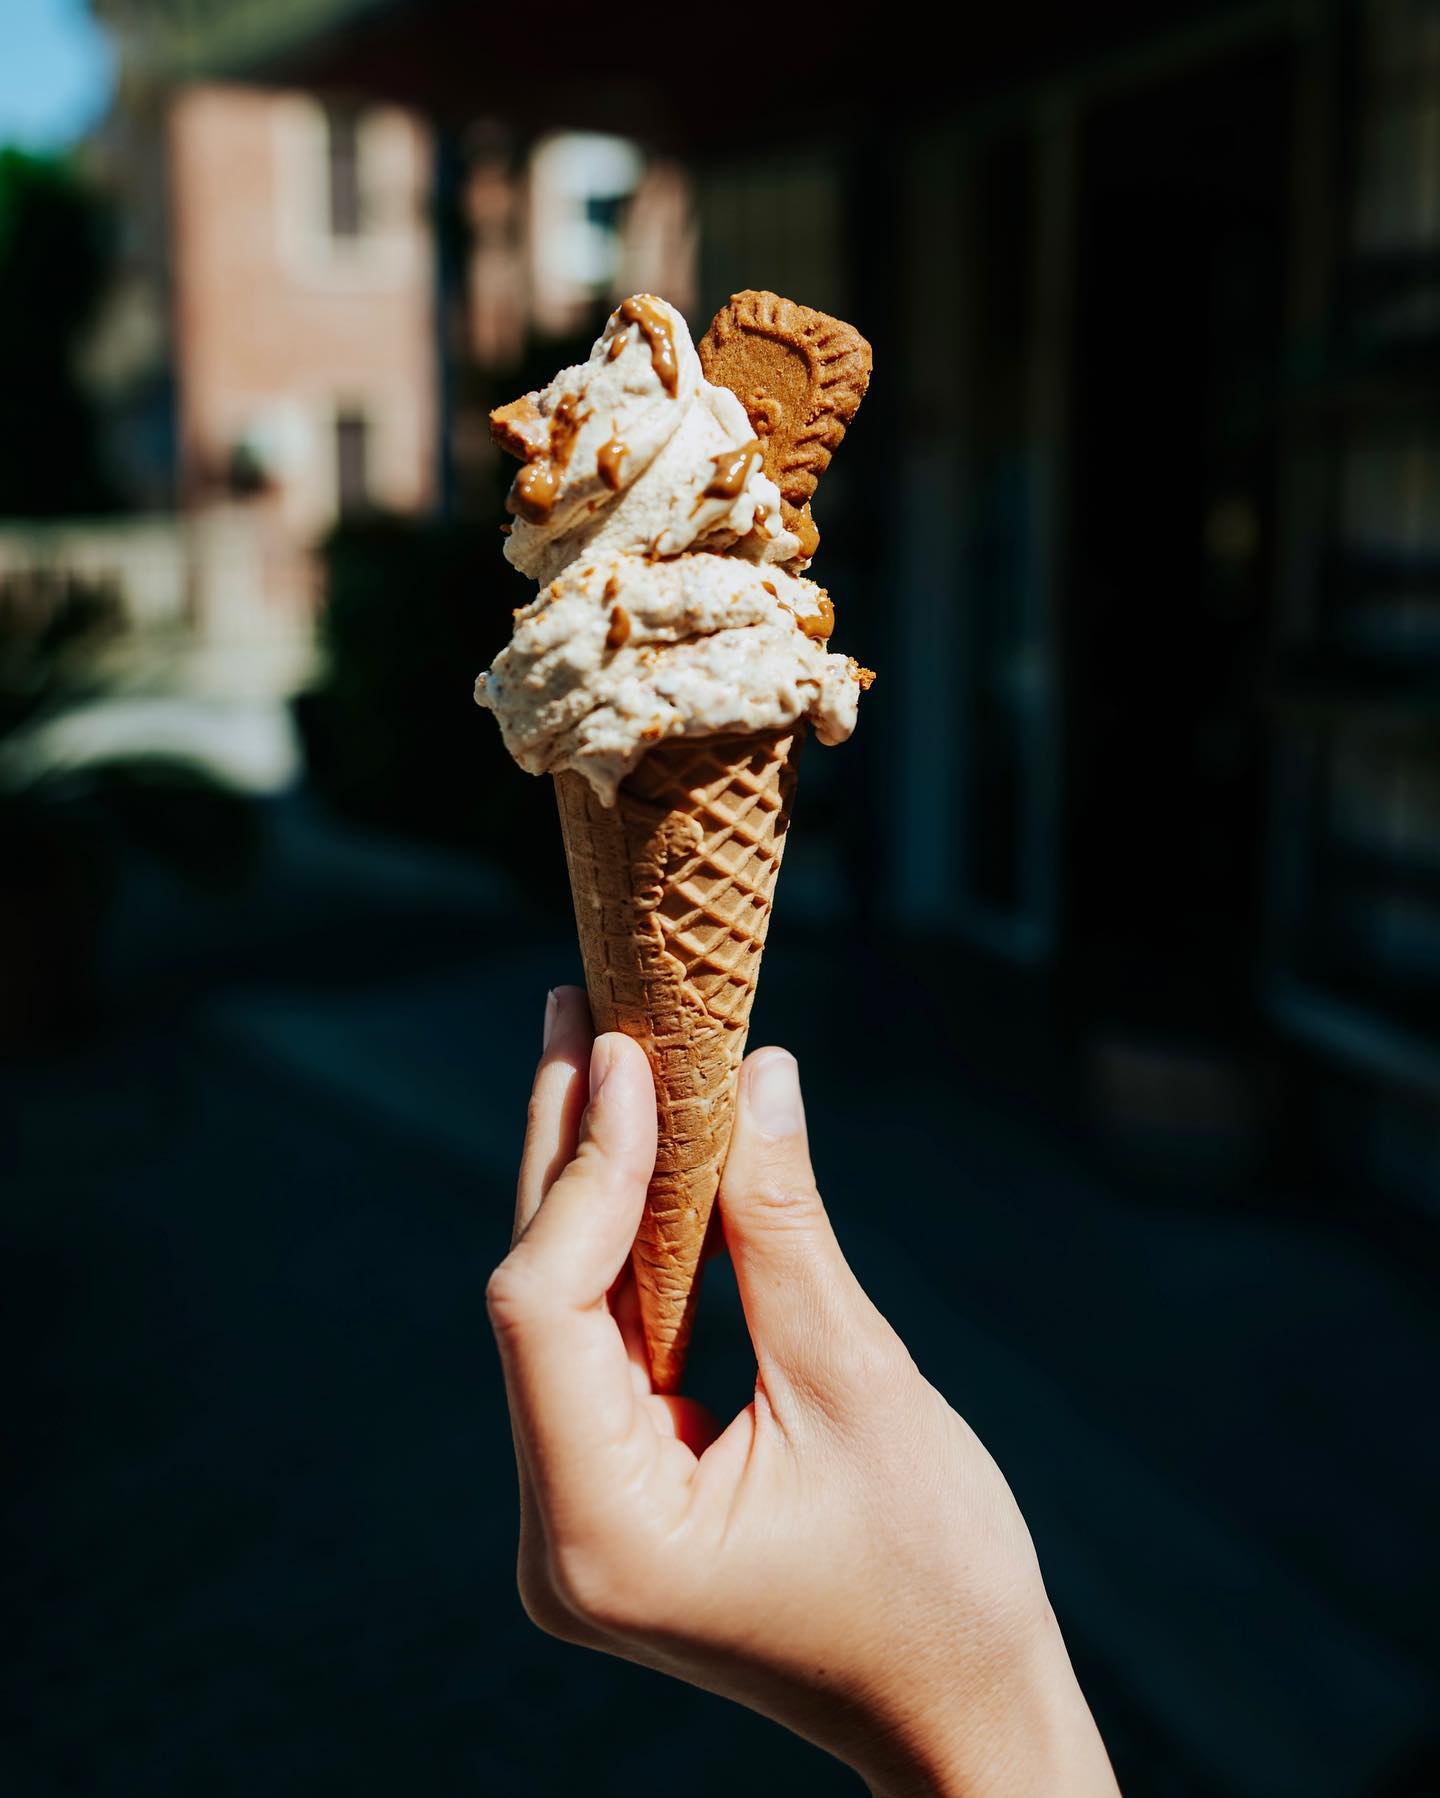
[861,1615,1119,1798]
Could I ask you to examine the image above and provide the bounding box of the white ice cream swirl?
[477,296,870,803]
[498,294,801,584]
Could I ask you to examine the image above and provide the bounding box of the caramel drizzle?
[510,462,559,523]
[701,439,762,502]
[611,294,678,395]
[796,594,835,641]
[597,434,628,492]
[507,391,588,524]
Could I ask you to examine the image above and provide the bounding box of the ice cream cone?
[479,291,872,1388]
[554,724,805,1391]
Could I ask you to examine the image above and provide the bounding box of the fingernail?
[589,1035,614,1102]
[749,1050,804,1137]
[542,988,557,1050]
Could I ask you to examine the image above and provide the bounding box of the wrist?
[861,1607,1118,1798]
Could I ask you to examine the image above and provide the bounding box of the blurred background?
[3,0,1438,1792]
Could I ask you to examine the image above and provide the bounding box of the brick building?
[169,85,437,597]
[74,9,694,680]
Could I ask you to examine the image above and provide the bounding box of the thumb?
[719,1048,886,1412]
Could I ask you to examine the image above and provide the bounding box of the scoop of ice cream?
[475,552,868,805]
[478,293,874,804]
[496,296,801,588]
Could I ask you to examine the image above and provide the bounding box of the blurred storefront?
[73,0,1439,1209]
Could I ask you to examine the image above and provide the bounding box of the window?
[335,409,370,517]
[326,107,363,239]
[527,133,644,333]
[273,97,422,279]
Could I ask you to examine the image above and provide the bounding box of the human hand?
[487,987,1119,1797]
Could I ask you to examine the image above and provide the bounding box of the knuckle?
[484,1255,537,1338]
[745,1172,825,1229]
[566,1136,604,1181]
[548,1544,619,1627]
[516,1560,586,1643]
[793,1313,913,1429]
[839,1292,915,1378]
[548,1536,654,1635]
[837,1322,909,1395]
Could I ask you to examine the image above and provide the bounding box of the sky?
[0,0,117,152]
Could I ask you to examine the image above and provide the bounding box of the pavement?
[4,796,1438,1796]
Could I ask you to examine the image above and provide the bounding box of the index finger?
[488,1033,659,1527]
[513,985,592,1245]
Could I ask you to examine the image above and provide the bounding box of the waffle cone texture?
[554,726,804,1391]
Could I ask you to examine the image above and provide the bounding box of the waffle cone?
[554,726,804,1391]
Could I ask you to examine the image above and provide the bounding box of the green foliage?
[0,147,118,518]
[301,513,567,899]
[0,568,123,738]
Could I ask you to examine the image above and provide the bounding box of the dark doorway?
[335,407,371,518]
[1062,48,1290,1040]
